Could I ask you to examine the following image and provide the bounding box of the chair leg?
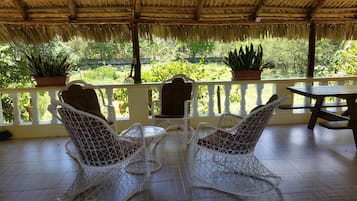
[191,147,281,196]
[186,127,195,145]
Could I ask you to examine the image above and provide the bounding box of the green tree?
[0,45,32,122]
[177,40,215,59]
[330,40,357,76]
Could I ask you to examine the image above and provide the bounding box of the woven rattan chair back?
[58,102,139,167]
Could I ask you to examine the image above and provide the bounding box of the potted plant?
[26,52,74,87]
[223,43,274,80]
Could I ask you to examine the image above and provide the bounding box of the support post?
[307,22,316,78]
[131,20,141,83]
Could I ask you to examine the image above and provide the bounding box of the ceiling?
[0,0,356,43]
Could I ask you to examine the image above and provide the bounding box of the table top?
[287,85,357,98]
[142,126,166,139]
[121,125,166,139]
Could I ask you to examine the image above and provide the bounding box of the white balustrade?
[1,77,357,138]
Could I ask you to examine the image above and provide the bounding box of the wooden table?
[287,85,357,147]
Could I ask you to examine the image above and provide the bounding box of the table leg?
[308,97,324,129]
[346,97,357,148]
[125,136,163,174]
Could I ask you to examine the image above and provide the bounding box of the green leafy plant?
[223,43,274,71]
[26,53,74,77]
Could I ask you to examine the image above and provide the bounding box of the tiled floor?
[1,124,357,201]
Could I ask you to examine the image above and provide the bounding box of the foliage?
[329,40,357,76]
[113,89,129,115]
[1,95,13,123]
[260,39,308,78]
[142,60,209,82]
[177,40,215,59]
[223,43,274,71]
[0,45,33,122]
[72,65,122,84]
[0,45,32,88]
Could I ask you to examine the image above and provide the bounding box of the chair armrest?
[218,113,244,128]
[193,122,224,144]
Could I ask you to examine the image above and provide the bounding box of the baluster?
[256,83,264,106]
[192,85,199,117]
[105,87,116,121]
[30,91,39,125]
[240,83,247,116]
[9,92,21,125]
[223,84,231,114]
[207,85,215,116]
[48,90,58,124]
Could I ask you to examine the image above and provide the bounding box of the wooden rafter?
[133,0,141,19]
[0,0,11,5]
[68,0,77,20]
[194,0,206,21]
[12,0,27,20]
[308,0,326,20]
[252,0,265,21]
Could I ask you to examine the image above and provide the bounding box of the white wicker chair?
[190,97,287,196]
[152,74,197,144]
[49,101,149,201]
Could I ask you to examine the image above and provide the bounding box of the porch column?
[307,22,316,78]
[131,20,142,83]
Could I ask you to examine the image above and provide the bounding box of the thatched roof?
[0,0,356,43]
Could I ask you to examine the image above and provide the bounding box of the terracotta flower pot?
[34,75,69,87]
[232,70,262,81]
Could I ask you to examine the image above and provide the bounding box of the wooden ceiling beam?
[308,0,326,20]
[12,0,28,20]
[1,18,355,26]
[68,0,77,20]
[251,0,266,21]
[194,0,206,21]
[133,0,141,19]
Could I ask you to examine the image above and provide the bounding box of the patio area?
[1,124,357,201]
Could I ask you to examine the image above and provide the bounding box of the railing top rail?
[1,76,356,92]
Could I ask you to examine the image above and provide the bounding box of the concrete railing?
[1,76,356,138]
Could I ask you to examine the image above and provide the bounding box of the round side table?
[125,126,166,174]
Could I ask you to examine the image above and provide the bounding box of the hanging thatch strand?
[0,0,356,43]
